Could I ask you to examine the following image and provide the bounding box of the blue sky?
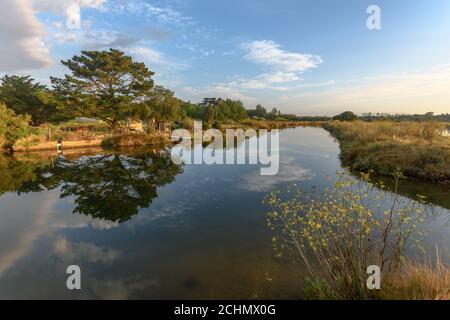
[1,0,450,115]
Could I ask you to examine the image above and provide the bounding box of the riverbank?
[223,119,324,130]
[324,121,450,184]
[13,133,172,152]
[11,119,322,153]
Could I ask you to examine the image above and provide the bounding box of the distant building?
[125,118,171,133]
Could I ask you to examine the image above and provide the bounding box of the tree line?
[0,49,251,152]
[359,112,450,122]
[0,49,250,129]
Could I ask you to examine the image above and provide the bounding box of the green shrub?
[333,111,358,121]
[266,173,427,299]
[179,117,194,130]
[0,103,31,153]
[212,121,223,130]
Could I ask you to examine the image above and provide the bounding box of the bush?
[212,121,223,130]
[333,111,358,121]
[266,173,427,299]
[0,103,31,153]
[202,122,210,130]
[179,117,194,130]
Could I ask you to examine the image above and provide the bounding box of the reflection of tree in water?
[1,150,183,222]
[0,156,49,195]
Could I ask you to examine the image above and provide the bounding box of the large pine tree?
[51,49,155,130]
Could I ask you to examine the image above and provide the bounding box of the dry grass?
[324,121,450,184]
[101,133,170,148]
[382,249,450,300]
[63,128,102,141]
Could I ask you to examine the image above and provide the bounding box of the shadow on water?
[371,174,450,211]
[0,148,183,222]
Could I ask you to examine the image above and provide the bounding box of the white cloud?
[65,2,81,29]
[179,41,323,102]
[128,47,188,71]
[243,40,323,73]
[0,0,52,72]
[239,40,323,90]
[214,40,324,92]
[126,47,189,89]
[32,0,107,29]
[227,72,300,91]
[111,1,193,26]
[54,31,79,43]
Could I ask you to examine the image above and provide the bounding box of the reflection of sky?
[0,190,122,276]
[0,192,57,276]
[239,156,315,192]
[0,127,449,298]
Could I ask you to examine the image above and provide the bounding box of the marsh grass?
[381,248,450,300]
[324,121,450,184]
[101,132,170,148]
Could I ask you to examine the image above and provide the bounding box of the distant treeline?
[181,98,247,124]
[285,112,450,123]
[246,104,330,122]
[246,109,450,123]
[294,112,450,123]
[359,112,450,122]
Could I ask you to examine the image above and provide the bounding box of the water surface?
[0,127,448,299]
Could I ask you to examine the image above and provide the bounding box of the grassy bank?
[101,133,171,148]
[324,121,450,184]
[13,121,110,152]
[11,118,173,152]
[11,118,319,153]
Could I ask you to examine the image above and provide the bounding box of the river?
[0,127,448,299]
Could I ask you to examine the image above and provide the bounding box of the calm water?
[0,127,449,299]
